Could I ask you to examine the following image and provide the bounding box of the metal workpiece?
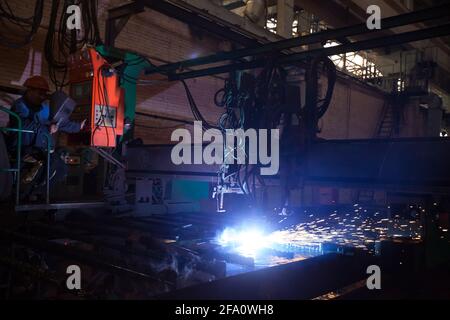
[25,221,168,262]
[14,201,106,212]
[0,254,61,287]
[158,253,375,300]
[0,227,171,286]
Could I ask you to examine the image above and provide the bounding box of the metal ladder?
[375,102,395,139]
[356,102,397,204]
[356,102,395,204]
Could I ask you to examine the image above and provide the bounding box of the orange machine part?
[68,48,124,148]
[89,48,124,148]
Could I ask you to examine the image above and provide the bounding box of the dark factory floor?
[0,200,449,300]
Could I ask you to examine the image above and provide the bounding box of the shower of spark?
[217,205,423,257]
[268,206,423,253]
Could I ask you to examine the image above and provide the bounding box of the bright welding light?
[236,229,268,257]
[217,226,270,257]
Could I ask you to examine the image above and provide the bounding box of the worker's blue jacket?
[11,97,81,150]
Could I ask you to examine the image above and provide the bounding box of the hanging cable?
[45,0,103,89]
[181,80,219,131]
[0,0,43,48]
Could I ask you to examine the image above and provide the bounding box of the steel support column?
[276,0,295,38]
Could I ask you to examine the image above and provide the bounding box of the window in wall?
[264,12,384,81]
[324,41,384,79]
[266,9,326,36]
[266,17,277,34]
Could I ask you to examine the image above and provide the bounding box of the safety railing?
[0,106,52,207]
[43,132,51,205]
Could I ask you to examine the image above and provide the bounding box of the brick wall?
[319,77,385,140]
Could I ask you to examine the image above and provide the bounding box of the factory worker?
[9,75,85,189]
[10,75,86,151]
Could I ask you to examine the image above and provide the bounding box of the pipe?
[244,0,266,24]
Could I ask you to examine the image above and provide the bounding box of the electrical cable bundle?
[45,0,102,89]
[231,65,285,198]
[314,56,336,119]
[254,64,287,129]
[0,0,43,48]
[181,79,219,131]
[215,77,248,131]
[215,75,250,197]
[214,69,275,198]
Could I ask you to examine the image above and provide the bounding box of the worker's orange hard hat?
[23,75,50,92]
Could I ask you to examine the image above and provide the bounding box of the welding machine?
[68,48,125,148]
[46,48,126,202]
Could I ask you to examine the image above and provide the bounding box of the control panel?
[94,104,117,128]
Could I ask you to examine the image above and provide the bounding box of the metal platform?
[15,201,106,212]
